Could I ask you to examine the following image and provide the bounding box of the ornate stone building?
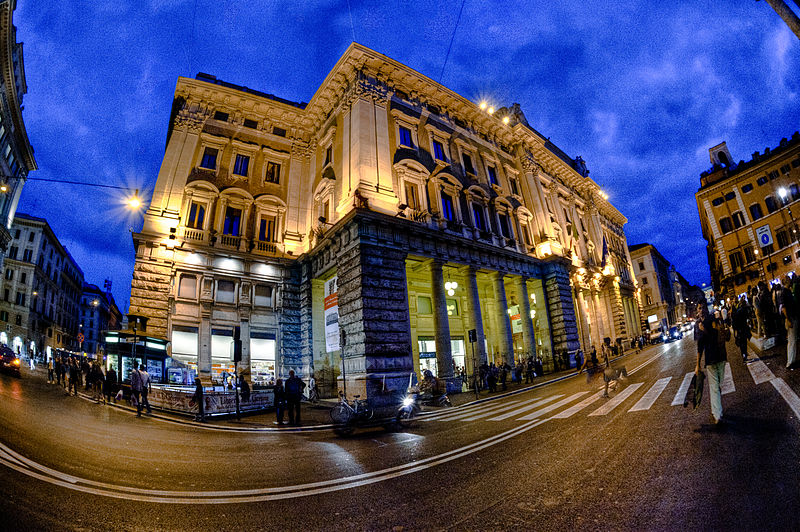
[130,44,640,400]
[0,0,37,272]
[696,132,800,298]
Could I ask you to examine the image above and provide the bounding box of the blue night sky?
[12,1,800,311]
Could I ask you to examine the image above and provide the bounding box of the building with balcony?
[696,132,800,298]
[130,43,642,399]
[0,1,37,272]
[79,280,121,356]
[0,213,83,360]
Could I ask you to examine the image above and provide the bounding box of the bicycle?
[330,392,373,435]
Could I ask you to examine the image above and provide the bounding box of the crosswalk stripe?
[722,362,735,395]
[486,394,564,421]
[746,357,776,385]
[588,383,644,416]
[444,400,531,422]
[550,392,604,419]
[432,400,521,422]
[671,373,694,406]
[771,378,800,419]
[629,377,672,412]
[517,392,589,421]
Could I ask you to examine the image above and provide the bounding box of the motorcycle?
[395,393,422,428]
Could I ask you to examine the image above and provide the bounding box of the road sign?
[77,333,84,343]
[756,225,773,247]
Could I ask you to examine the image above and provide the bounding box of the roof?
[195,72,307,109]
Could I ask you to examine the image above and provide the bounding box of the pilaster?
[430,260,454,380]
[490,271,514,367]
[515,276,536,358]
[543,259,580,358]
[463,266,488,367]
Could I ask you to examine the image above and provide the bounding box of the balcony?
[254,240,278,256]
[219,234,242,249]
[478,230,492,242]
[182,227,207,244]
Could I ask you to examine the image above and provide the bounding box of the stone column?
[198,305,212,382]
[430,260,454,380]
[463,266,488,367]
[515,277,536,358]
[491,271,514,367]
[279,265,306,378]
[239,316,251,381]
[544,260,581,357]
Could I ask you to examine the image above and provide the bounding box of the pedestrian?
[104,366,117,404]
[130,364,143,416]
[500,363,509,391]
[273,378,286,425]
[193,378,205,422]
[91,362,105,403]
[781,278,798,369]
[307,372,319,403]
[731,296,752,362]
[47,357,54,384]
[575,349,583,372]
[284,370,306,426]
[239,374,251,403]
[696,308,729,425]
[29,355,34,371]
[68,359,79,396]
[138,364,153,415]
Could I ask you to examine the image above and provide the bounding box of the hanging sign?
[324,277,340,353]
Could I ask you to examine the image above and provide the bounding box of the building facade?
[0,1,36,272]
[130,44,641,399]
[79,280,121,356]
[696,132,800,299]
[0,213,83,360]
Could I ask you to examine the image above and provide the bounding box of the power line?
[438,0,467,84]
[346,0,356,42]
[24,177,137,192]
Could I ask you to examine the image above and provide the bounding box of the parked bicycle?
[330,392,374,435]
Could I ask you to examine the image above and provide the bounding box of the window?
[216,280,235,304]
[730,252,744,270]
[398,126,413,147]
[243,118,258,129]
[27,232,34,243]
[792,184,800,201]
[272,126,286,137]
[432,140,446,161]
[778,230,790,249]
[213,111,229,122]
[8,246,17,260]
[712,196,725,207]
[0,311,6,321]
[200,147,218,169]
[14,292,24,306]
[441,192,455,221]
[446,299,459,316]
[638,261,645,271]
[417,296,432,314]
[4,268,11,280]
[724,191,735,201]
[520,222,532,246]
[509,177,519,195]
[719,217,733,233]
[265,161,281,184]
[178,275,197,299]
[642,277,648,285]
[472,203,486,231]
[254,284,273,307]
[462,153,475,175]
[744,247,755,263]
[769,170,779,180]
[222,207,241,236]
[13,229,19,239]
[20,272,25,284]
[732,211,745,229]
[487,165,498,185]
[762,243,774,255]
[498,213,512,238]
[23,249,32,262]
[757,176,768,186]
[765,196,778,213]
[233,154,250,176]
[404,182,419,210]
[749,203,763,221]
[324,145,333,166]
[187,202,206,229]
[258,215,276,242]
[781,164,791,175]
[742,183,754,193]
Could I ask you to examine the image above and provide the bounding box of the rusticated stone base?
[544,259,580,357]
[129,258,172,339]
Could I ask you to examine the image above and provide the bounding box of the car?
[0,346,21,377]
[664,326,683,343]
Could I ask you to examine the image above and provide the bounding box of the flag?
[600,235,608,268]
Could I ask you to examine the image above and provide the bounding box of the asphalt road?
[1,338,799,531]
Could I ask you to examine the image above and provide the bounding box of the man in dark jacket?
[696,311,728,425]
[731,297,752,362]
[193,378,205,422]
[284,370,306,426]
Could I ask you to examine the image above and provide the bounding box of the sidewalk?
[23,347,647,431]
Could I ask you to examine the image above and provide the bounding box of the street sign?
[77,333,84,343]
[756,225,773,247]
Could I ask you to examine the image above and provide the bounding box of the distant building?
[696,132,800,298]
[79,280,121,356]
[129,43,641,398]
[0,1,37,271]
[0,213,83,359]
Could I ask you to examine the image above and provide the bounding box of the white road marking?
[771,378,800,420]
[486,394,564,421]
[671,373,694,406]
[437,400,526,422]
[628,352,664,376]
[549,392,604,419]
[628,377,672,412]
[746,357,776,385]
[427,400,521,422]
[722,362,735,395]
[587,383,644,416]
[517,392,589,421]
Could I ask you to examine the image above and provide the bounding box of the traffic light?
[232,326,242,362]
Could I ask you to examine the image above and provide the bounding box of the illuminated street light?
[128,189,142,210]
[502,116,510,124]
[479,101,487,110]
[487,106,495,115]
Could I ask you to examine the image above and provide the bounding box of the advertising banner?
[324,276,340,353]
[509,304,522,334]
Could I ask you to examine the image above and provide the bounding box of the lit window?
[265,161,281,184]
[398,126,413,147]
[441,192,455,221]
[233,154,250,176]
[187,202,206,229]
[223,207,241,236]
[200,147,218,169]
[432,140,446,161]
[404,182,419,210]
[446,299,459,316]
[258,215,276,242]
[417,296,433,314]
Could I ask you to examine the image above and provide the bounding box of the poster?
[509,304,522,334]
[324,276,340,353]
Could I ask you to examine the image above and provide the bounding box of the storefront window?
[171,326,198,358]
[251,332,276,386]
[451,337,465,372]
[418,336,437,375]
